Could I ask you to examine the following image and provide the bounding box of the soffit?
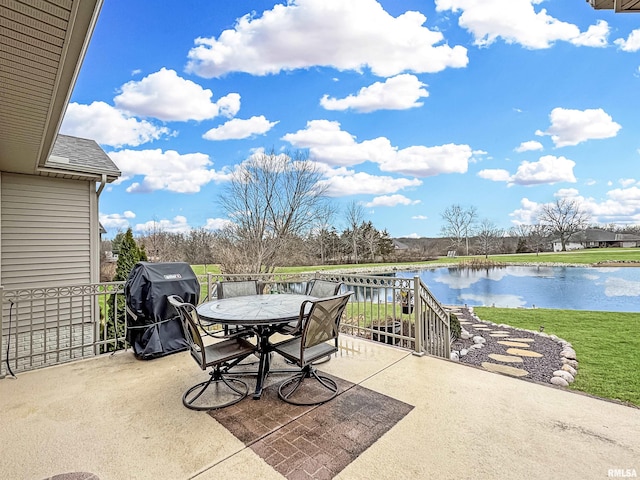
[588,0,640,12]
[0,0,102,175]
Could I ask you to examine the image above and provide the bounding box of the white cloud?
[614,29,640,52]
[483,155,576,186]
[508,197,541,225]
[512,155,576,185]
[316,171,422,197]
[478,169,512,182]
[135,216,191,234]
[282,120,471,176]
[203,116,278,140]
[108,149,231,193]
[363,194,420,207]
[186,0,468,78]
[99,211,136,230]
[412,215,428,220]
[435,0,608,49]
[515,140,543,152]
[204,218,233,230]
[538,107,621,147]
[385,144,471,176]
[512,187,640,226]
[113,68,240,121]
[618,178,637,188]
[405,233,420,239]
[61,102,170,148]
[320,74,428,113]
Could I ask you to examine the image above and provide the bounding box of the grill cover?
[125,262,200,359]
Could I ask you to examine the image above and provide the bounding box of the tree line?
[102,150,639,278]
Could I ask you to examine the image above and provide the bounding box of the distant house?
[552,229,640,252]
[392,239,410,251]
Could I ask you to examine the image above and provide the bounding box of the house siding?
[1,173,97,373]
[1,173,92,287]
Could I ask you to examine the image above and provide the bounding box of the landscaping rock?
[553,370,575,383]
[473,336,486,344]
[561,364,577,376]
[550,376,569,387]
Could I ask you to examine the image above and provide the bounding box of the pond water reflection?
[395,265,640,312]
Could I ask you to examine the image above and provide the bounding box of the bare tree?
[217,149,329,273]
[510,224,553,255]
[344,201,365,264]
[184,228,215,268]
[475,219,504,258]
[537,198,590,251]
[440,204,478,255]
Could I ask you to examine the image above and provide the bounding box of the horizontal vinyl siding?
[1,173,92,288]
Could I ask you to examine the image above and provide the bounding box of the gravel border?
[449,306,569,384]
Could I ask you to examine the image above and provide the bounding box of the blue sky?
[61,0,640,238]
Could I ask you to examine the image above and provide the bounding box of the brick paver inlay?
[210,373,413,479]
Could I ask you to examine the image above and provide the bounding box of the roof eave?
[36,0,105,171]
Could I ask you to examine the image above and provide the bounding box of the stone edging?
[457,307,579,387]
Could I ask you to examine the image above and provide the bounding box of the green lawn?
[192,248,640,275]
[473,307,640,407]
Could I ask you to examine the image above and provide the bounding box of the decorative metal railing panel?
[0,271,450,376]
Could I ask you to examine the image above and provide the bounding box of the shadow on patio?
[1,335,638,480]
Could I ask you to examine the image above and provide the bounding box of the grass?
[191,248,640,275]
[473,307,640,407]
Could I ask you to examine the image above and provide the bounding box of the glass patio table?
[196,294,315,399]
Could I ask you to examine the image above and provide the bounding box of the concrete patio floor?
[1,335,638,480]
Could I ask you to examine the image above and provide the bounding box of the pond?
[395,265,640,312]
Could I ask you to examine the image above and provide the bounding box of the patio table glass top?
[196,293,316,326]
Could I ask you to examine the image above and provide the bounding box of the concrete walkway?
[1,335,638,480]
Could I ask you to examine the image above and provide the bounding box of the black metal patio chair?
[214,279,263,338]
[272,292,353,406]
[167,295,257,411]
[277,280,344,338]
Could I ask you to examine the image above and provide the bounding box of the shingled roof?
[45,134,121,182]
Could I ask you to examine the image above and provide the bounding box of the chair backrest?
[299,292,353,364]
[167,295,207,370]
[305,279,343,298]
[217,280,261,299]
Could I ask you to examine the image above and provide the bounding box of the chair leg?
[277,366,338,406]
[183,367,249,411]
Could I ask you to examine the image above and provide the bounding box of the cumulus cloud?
[508,197,541,225]
[61,102,170,148]
[316,171,422,197]
[135,216,191,234]
[282,120,471,177]
[435,0,608,49]
[511,186,640,227]
[363,194,420,207]
[186,0,467,78]
[614,29,640,52]
[203,116,278,140]
[99,211,136,230]
[479,155,576,186]
[204,218,233,230]
[108,149,231,193]
[113,68,240,121]
[320,74,428,113]
[515,140,543,152]
[537,107,621,147]
[412,215,428,220]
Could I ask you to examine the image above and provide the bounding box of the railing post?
[412,276,424,356]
